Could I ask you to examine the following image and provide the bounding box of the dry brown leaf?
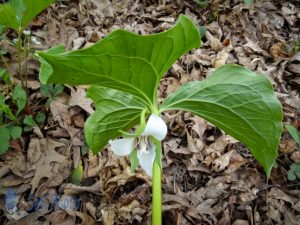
[75,211,95,225]
[212,51,229,68]
[291,151,300,163]
[27,138,42,164]
[280,139,297,154]
[68,86,94,115]
[270,42,285,61]
[267,205,282,223]
[232,220,249,225]
[50,100,72,128]
[101,206,115,225]
[268,187,296,205]
[212,150,233,172]
[119,183,150,206]
[29,138,68,194]
[206,30,224,52]
[284,210,300,225]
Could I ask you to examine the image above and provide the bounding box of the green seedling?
[70,163,84,185]
[244,0,254,4]
[40,83,64,105]
[286,124,300,145]
[288,163,300,181]
[37,15,282,225]
[23,112,45,132]
[0,84,26,154]
[194,0,209,8]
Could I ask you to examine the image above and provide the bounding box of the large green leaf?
[38,15,201,106]
[0,0,54,30]
[85,86,146,153]
[18,0,54,30]
[160,64,283,176]
[39,45,65,84]
[0,4,18,29]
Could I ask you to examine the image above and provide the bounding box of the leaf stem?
[17,28,23,88]
[152,139,162,225]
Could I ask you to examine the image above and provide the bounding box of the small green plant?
[23,112,46,132]
[40,83,64,105]
[37,15,282,225]
[286,124,300,145]
[70,163,84,185]
[0,0,54,88]
[0,84,26,154]
[288,163,300,181]
[194,0,209,8]
[244,0,254,4]
[0,0,54,154]
[285,124,300,181]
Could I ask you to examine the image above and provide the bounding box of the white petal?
[141,114,167,141]
[137,139,156,177]
[109,138,135,156]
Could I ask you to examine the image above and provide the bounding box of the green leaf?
[295,168,300,179]
[23,115,37,126]
[0,68,9,83]
[85,86,146,153]
[285,124,300,144]
[244,0,254,4]
[0,95,16,120]
[70,164,83,185]
[23,125,32,132]
[0,127,10,154]
[12,84,27,116]
[161,64,283,176]
[38,15,201,106]
[35,112,46,124]
[40,83,52,97]
[198,26,206,39]
[129,149,139,173]
[53,84,64,97]
[0,3,19,29]
[39,45,65,88]
[9,0,54,29]
[0,25,6,33]
[290,163,300,171]
[0,0,54,31]
[288,170,296,181]
[9,126,22,139]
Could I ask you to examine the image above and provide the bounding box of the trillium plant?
[37,15,282,225]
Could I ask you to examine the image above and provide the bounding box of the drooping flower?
[109,114,167,176]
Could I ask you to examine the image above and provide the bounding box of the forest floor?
[0,0,300,224]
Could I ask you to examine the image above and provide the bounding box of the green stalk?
[152,139,162,225]
[17,28,23,88]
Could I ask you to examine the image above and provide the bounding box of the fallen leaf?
[68,86,94,114]
[29,138,68,194]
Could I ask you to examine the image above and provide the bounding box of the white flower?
[109,114,167,176]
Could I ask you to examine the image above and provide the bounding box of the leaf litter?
[0,0,300,224]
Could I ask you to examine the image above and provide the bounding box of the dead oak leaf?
[50,100,72,128]
[68,86,94,115]
[29,138,67,194]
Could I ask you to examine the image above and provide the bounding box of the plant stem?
[152,140,162,225]
[17,28,23,88]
